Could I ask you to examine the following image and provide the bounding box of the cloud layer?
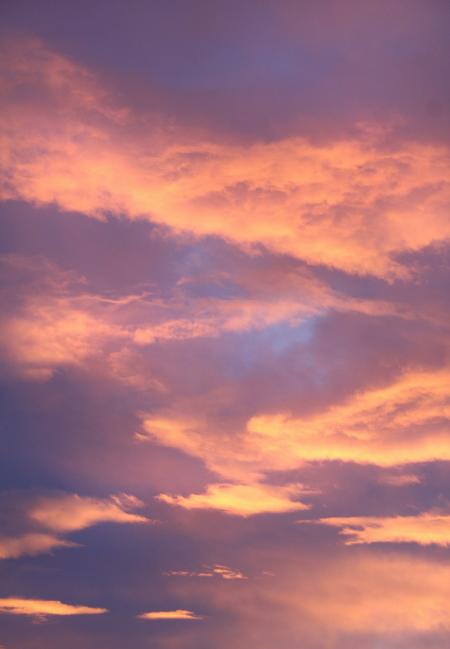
[2,5,450,648]
[2,39,450,281]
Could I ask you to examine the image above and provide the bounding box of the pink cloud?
[157,482,310,516]
[0,533,77,560]
[309,511,450,546]
[28,493,149,532]
[0,597,107,618]
[2,39,450,280]
[137,609,203,621]
[0,491,150,560]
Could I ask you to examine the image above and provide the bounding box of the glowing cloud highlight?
[29,493,149,532]
[137,610,203,621]
[0,598,107,618]
[2,40,450,280]
[157,482,309,516]
[311,512,450,546]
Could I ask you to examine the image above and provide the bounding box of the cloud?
[1,298,118,381]
[28,493,149,532]
[0,252,397,384]
[2,39,450,280]
[141,366,450,499]
[165,551,450,642]
[378,472,422,486]
[1,17,450,649]
[205,565,246,580]
[140,366,450,516]
[0,533,77,559]
[157,482,310,516]
[0,255,125,380]
[137,609,203,621]
[0,491,150,560]
[131,292,400,347]
[246,367,450,468]
[309,511,450,546]
[0,598,107,618]
[165,565,246,580]
[299,553,450,634]
[132,298,321,345]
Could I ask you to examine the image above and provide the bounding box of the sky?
[1,1,450,647]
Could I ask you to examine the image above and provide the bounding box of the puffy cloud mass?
[246,367,450,468]
[141,366,450,512]
[157,482,310,516]
[2,39,450,280]
[137,365,450,517]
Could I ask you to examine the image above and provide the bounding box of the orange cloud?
[157,482,310,516]
[165,565,247,580]
[0,492,150,560]
[299,553,450,634]
[142,367,450,492]
[141,367,450,514]
[0,533,77,559]
[309,511,450,546]
[137,609,203,621]
[2,39,450,279]
[1,253,397,384]
[0,598,107,618]
[246,367,450,468]
[145,417,314,514]
[1,298,118,381]
[209,565,247,580]
[168,551,450,638]
[28,493,149,532]
[0,255,126,380]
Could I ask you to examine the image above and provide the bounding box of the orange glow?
[137,610,203,620]
[246,368,450,467]
[29,493,149,532]
[173,552,450,635]
[310,512,450,546]
[3,17,450,648]
[1,254,397,383]
[0,533,77,559]
[141,367,450,502]
[0,493,150,560]
[157,482,310,516]
[2,40,450,280]
[0,598,107,617]
[297,553,450,633]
